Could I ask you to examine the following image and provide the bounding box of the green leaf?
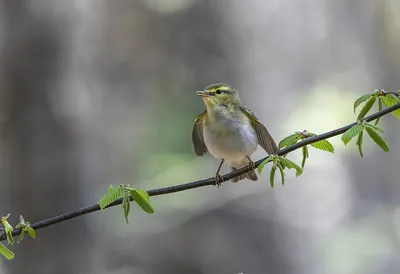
[375,98,383,125]
[122,191,130,224]
[258,160,267,174]
[310,140,334,153]
[354,93,373,113]
[3,222,14,245]
[99,185,124,210]
[130,189,155,214]
[301,145,308,169]
[0,243,14,260]
[258,156,274,174]
[356,130,364,157]
[17,230,25,244]
[269,164,276,188]
[15,218,35,243]
[17,226,35,243]
[277,163,285,186]
[365,127,390,152]
[16,215,25,228]
[364,123,384,133]
[357,97,376,120]
[278,133,300,149]
[381,94,400,119]
[279,157,303,176]
[26,226,35,239]
[341,124,364,145]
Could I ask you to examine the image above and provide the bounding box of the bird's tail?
[230,166,258,183]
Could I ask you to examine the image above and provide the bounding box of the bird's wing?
[192,110,208,156]
[240,106,278,154]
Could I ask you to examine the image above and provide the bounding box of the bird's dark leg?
[246,156,256,170]
[214,159,224,187]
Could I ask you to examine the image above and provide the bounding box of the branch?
[1,102,400,242]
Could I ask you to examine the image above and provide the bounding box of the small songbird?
[192,83,278,185]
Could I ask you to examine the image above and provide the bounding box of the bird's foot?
[214,173,223,187]
[248,160,256,170]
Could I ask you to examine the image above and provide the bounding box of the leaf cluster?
[0,214,35,260]
[257,89,400,188]
[343,89,400,156]
[99,185,154,224]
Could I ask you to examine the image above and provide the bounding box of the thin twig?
[1,102,400,242]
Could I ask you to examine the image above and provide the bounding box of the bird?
[192,83,278,186]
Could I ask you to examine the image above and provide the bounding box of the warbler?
[192,83,278,185]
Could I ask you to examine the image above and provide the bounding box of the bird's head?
[196,83,241,109]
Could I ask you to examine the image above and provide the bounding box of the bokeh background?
[0,0,400,273]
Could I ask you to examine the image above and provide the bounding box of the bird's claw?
[214,173,223,187]
[248,160,256,170]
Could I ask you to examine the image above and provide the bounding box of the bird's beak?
[196,90,210,98]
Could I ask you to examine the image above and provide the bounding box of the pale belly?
[203,120,258,168]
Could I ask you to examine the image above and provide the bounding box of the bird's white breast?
[203,111,258,167]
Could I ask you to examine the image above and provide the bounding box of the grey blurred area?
[0,0,400,273]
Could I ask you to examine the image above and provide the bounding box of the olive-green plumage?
[192,83,278,185]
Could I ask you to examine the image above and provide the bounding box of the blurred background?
[0,0,400,273]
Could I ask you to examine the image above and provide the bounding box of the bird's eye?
[215,89,222,94]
